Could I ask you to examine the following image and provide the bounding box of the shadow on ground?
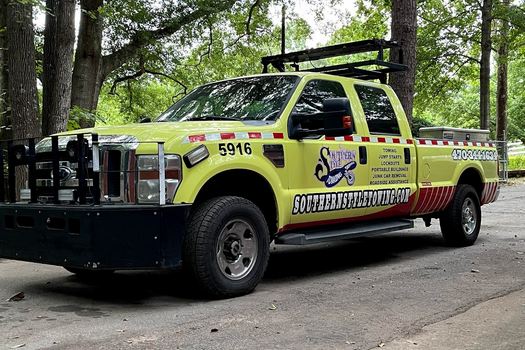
[27,231,448,304]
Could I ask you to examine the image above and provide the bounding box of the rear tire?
[183,196,270,298]
[439,184,481,246]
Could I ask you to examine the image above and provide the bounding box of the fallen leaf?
[11,344,26,349]
[378,342,385,348]
[7,292,25,302]
[269,304,277,310]
[471,269,480,273]
[210,328,218,333]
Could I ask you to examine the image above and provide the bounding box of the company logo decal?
[315,146,357,187]
[292,187,411,215]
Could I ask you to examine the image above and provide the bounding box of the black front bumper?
[0,203,190,270]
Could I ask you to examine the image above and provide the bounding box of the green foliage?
[98,80,181,125]
[96,1,314,125]
[509,155,525,171]
[411,116,434,138]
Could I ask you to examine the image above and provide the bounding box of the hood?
[43,120,277,153]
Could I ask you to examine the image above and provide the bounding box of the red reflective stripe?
[443,141,449,146]
[220,133,236,140]
[433,187,444,212]
[325,136,335,141]
[189,134,206,142]
[344,135,353,141]
[441,186,453,210]
[248,132,262,139]
[490,182,498,202]
[273,132,284,139]
[431,140,438,145]
[481,184,487,203]
[393,138,401,144]
[463,141,469,146]
[416,188,430,213]
[454,141,460,146]
[362,136,370,142]
[378,137,386,143]
[421,187,434,213]
[407,139,414,144]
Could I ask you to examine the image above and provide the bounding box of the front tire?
[183,196,270,298]
[439,184,481,246]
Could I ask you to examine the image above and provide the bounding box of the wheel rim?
[216,219,258,281]
[462,197,477,235]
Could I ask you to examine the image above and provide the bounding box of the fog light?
[20,189,31,201]
[58,189,74,201]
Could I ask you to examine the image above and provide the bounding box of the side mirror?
[290,97,354,139]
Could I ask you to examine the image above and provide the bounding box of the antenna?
[281,4,286,56]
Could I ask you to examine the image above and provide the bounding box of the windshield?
[156,75,299,122]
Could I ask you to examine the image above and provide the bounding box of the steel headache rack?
[261,39,408,83]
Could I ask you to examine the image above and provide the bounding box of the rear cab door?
[351,82,417,219]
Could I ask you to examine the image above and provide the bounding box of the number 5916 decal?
[219,143,253,156]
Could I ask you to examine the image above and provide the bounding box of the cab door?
[286,78,371,229]
[352,83,417,219]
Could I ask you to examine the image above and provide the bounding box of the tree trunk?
[389,0,417,125]
[6,1,40,140]
[480,0,492,130]
[6,1,41,197]
[496,0,509,142]
[0,0,9,137]
[70,0,104,128]
[42,0,76,136]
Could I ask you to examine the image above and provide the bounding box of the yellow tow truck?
[0,40,499,297]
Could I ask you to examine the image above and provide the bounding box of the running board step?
[275,218,414,245]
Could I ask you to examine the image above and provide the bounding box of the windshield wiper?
[184,115,239,121]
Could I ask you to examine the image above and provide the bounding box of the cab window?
[293,80,347,114]
[355,85,400,136]
[292,80,352,132]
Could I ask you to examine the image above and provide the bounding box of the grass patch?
[509,155,525,170]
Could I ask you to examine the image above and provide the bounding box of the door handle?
[359,146,367,165]
[404,147,411,164]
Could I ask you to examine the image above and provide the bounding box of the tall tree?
[70,0,104,128]
[42,0,76,136]
[71,0,239,128]
[496,0,513,141]
[6,0,40,196]
[6,0,40,140]
[389,0,417,124]
[0,0,8,135]
[480,0,493,130]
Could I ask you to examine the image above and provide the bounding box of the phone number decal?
[451,149,497,161]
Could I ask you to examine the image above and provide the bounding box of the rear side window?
[293,80,347,114]
[355,85,400,135]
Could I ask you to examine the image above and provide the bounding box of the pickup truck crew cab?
[0,40,499,297]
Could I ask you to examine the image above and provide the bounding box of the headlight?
[136,154,181,203]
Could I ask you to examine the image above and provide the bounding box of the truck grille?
[31,135,139,204]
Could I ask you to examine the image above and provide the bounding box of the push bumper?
[0,204,190,270]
